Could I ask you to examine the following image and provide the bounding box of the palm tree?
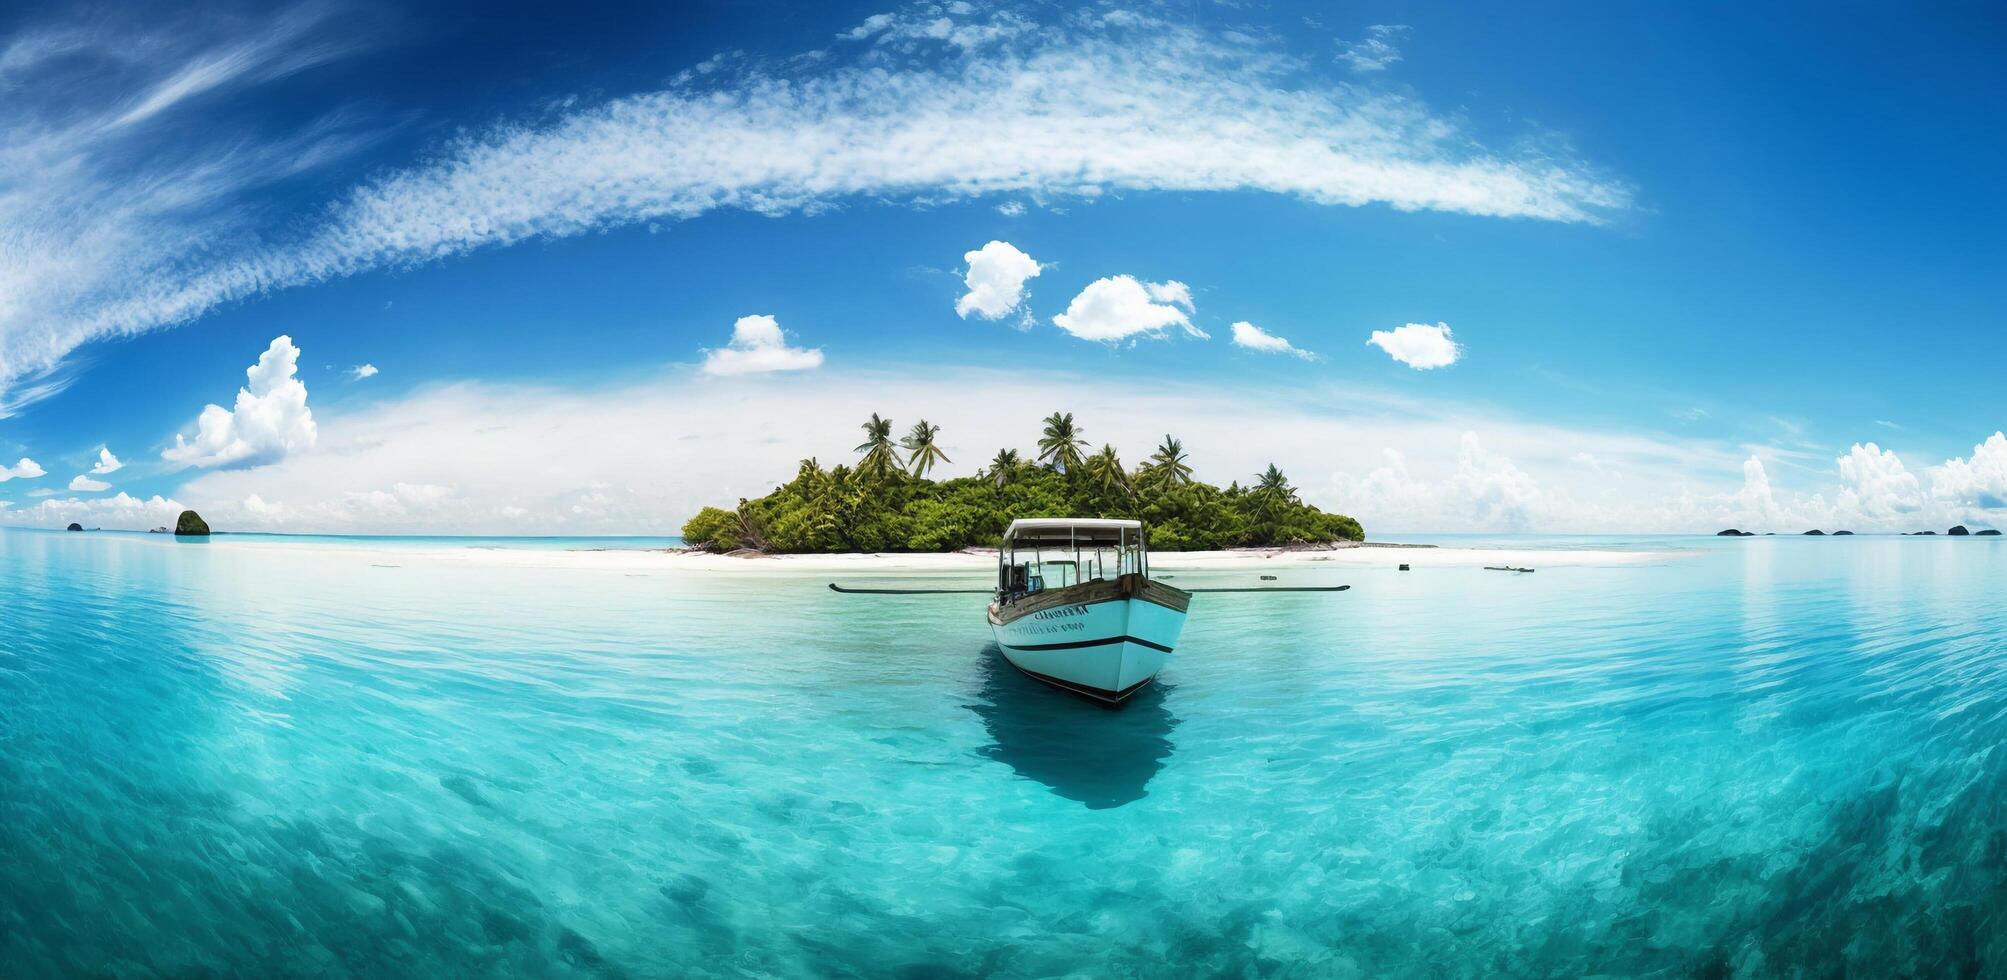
[730,499,770,552]
[1037,412,1086,474]
[1252,463,1299,518]
[1142,435,1193,489]
[854,413,904,481]
[988,448,1022,489]
[1084,444,1131,504]
[901,419,951,478]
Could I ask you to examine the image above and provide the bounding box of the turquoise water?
[23,528,686,551]
[7,529,2007,975]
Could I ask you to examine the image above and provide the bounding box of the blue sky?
[1,0,2003,533]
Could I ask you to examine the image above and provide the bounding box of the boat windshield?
[998,521,1147,595]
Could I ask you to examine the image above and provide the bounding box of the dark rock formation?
[1716,529,1754,537]
[66,523,83,532]
[1803,529,1826,536]
[1915,531,1938,535]
[1978,529,2003,536]
[1832,530,1854,535]
[174,510,211,536]
[1949,525,1971,536]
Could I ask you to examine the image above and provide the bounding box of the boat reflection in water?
[967,646,1179,809]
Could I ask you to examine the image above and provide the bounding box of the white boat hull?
[989,583,1188,703]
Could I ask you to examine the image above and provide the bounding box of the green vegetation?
[683,414,1363,553]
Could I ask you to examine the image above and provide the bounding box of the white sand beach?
[165,535,1678,578]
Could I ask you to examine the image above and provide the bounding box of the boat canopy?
[1002,518,1143,547]
[999,518,1149,592]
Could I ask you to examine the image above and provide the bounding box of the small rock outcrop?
[174,510,211,536]
[1979,529,2003,536]
[1949,525,1971,536]
[1914,530,1938,535]
[1716,529,1754,537]
[66,523,83,532]
[1803,529,1826,536]
[1833,530,1855,535]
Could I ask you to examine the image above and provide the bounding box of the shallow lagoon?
[6,529,2007,976]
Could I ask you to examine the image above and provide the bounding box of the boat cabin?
[998,518,1149,598]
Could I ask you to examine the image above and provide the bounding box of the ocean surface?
[7,528,2007,976]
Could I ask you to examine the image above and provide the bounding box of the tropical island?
[682,412,1363,553]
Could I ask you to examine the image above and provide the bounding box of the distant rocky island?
[175,510,210,536]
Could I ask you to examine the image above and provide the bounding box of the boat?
[988,518,1190,705]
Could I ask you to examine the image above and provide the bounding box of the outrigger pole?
[827,584,993,594]
[827,583,1351,595]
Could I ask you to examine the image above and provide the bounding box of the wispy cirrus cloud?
[0,2,378,416]
[1336,25,1409,73]
[0,2,1628,415]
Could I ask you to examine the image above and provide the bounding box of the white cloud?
[0,4,1626,413]
[1929,432,2007,510]
[18,492,184,530]
[1835,442,1923,518]
[1,457,46,481]
[955,240,1042,320]
[1734,456,1781,526]
[1052,275,1206,342]
[0,7,380,417]
[151,366,1758,535]
[1337,24,1408,72]
[700,315,824,376]
[163,335,318,468]
[349,363,378,380]
[1144,280,1194,310]
[995,200,1026,217]
[1329,434,1546,530]
[68,474,110,492]
[1367,321,1461,369]
[91,447,122,474]
[117,360,2007,536]
[1230,321,1314,359]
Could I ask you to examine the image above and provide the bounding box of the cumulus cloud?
[349,363,378,380]
[1836,442,1924,518]
[2,458,47,481]
[125,359,2007,536]
[700,315,824,376]
[19,492,184,530]
[1337,24,1408,72]
[68,474,110,492]
[0,3,1626,413]
[1230,321,1314,359]
[1735,456,1781,525]
[91,447,122,474]
[1052,275,1205,342]
[163,335,318,468]
[1367,321,1461,369]
[1330,433,1546,530]
[152,366,1760,535]
[1930,431,2007,510]
[955,240,1042,320]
